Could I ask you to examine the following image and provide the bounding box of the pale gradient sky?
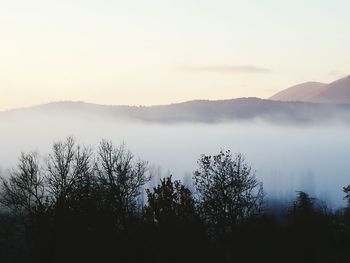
[1,0,350,110]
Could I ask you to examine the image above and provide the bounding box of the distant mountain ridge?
[2,98,350,125]
[270,75,350,103]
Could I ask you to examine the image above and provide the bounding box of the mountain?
[312,75,350,103]
[269,82,326,102]
[270,75,350,104]
[2,98,350,125]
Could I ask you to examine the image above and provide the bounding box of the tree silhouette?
[3,139,350,263]
[294,191,314,214]
[193,150,264,235]
[0,152,46,217]
[143,176,212,263]
[342,185,350,223]
[95,140,150,228]
[145,175,197,225]
[46,137,94,213]
[0,152,52,262]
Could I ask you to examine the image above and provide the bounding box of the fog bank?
[0,110,349,207]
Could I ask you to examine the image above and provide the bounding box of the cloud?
[179,65,271,74]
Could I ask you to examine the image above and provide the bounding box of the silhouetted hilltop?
[2,98,350,124]
[270,75,350,104]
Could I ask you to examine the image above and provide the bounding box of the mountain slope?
[312,75,350,103]
[269,82,326,102]
[270,75,350,104]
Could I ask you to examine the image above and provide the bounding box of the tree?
[343,185,350,221]
[344,185,350,205]
[193,150,264,234]
[294,191,314,214]
[145,176,197,225]
[144,177,211,263]
[0,138,150,262]
[0,152,46,216]
[287,191,315,224]
[0,152,51,262]
[46,137,94,213]
[95,140,149,226]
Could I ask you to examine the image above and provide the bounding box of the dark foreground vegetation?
[1,137,350,263]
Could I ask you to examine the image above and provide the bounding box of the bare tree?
[95,140,150,225]
[46,137,93,212]
[0,152,45,216]
[193,150,264,234]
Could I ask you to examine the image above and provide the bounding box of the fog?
[0,110,349,208]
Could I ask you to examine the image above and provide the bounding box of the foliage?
[145,176,197,224]
[193,150,264,234]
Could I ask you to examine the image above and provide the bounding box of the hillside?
[269,82,326,102]
[270,75,350,104]
[2,98,350,124]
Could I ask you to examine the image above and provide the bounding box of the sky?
[1,0,350,110]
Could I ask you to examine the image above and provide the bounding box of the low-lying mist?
[0,109,349,207]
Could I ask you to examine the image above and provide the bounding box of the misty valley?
[1,101,350,263]
[0,104,349,206]
[3,1,350,262]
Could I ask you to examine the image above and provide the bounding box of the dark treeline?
[0,137,350,263]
